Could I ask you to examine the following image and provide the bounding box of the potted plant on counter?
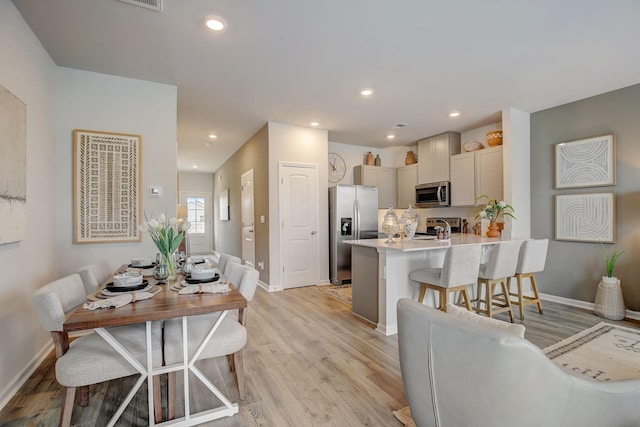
[594,243,625,320]
[474,195,516,237]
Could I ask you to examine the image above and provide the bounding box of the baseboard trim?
[540,293,640,321]
[0,341,51,411]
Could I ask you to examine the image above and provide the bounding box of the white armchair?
[397,298,640,427]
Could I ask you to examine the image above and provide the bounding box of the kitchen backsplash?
[377,206,476,234]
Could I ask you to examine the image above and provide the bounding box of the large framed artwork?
[0,85,27,245]
[73,129,141,243]
[555,192,615,243]
[555,133,615,189]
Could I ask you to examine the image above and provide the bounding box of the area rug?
[393,321,640,425]
[317,284,352,305]
[543,321,640,381]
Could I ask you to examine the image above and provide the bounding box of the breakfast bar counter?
[346,234,516,335]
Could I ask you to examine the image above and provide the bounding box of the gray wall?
[531,83,640,310]
[213,124,270,284]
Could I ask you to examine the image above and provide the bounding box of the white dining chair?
[32,273,164,426]
[76,260,111,294]
[217,253,242,275]
[164,263,260,418]
[408,245,482,311]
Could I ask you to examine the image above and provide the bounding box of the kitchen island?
[346,234,517,335]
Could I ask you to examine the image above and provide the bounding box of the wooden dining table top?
[63,267,248,332]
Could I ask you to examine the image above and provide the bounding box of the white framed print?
[555,192,615,243]
[555,133,615,189]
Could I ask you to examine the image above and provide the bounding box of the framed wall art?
[555,192,615,243]
[555,133,615,189]
[73,129,141,243]
[0,85,27,245]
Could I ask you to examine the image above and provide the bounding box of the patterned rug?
[543,321,640,381]
[393,321,640,425]
[317,284,352,305]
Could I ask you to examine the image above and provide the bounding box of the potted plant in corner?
[594,243,625,320]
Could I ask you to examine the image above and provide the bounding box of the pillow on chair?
[445,303,525,337]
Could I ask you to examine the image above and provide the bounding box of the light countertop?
[345,233,515,252]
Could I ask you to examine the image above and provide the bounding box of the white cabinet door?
[432,133,451,182]
[416,132,461,184]
[475,146,503,201]
[417,137,433,185]
[396,163,417,208]
[354,165,396,208]
[450,152,475,206]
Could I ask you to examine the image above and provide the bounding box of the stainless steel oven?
[415,181,450,208]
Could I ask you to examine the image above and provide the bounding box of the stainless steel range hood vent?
[119,0,163,11]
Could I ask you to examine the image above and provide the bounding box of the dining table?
[63,265,248,427]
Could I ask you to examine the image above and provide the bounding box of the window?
[186,197,205,234]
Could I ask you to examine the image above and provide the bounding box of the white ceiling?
[12,0,640,173]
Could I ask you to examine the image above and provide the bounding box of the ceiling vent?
[118,0,163,11]
[393,123,408,128]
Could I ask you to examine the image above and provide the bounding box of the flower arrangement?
[474,195,516,222]
[600,242,624,278]
[139,213,191,279]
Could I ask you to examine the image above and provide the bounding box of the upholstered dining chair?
[76,260,111,294]
[164,263,260,418]
[507,238,548,320]
[217,253,242,275]
[474,240,523,322]
[408,245,482,311]
[32,273,163,426]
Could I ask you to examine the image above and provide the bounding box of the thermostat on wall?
[149,186,163,197]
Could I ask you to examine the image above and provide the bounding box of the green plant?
[600,242,624,278]
[473,195,516,222]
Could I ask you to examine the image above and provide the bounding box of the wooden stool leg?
[418,284,427,303]
[530,274,543,314]
[168,371,176,420]
[60,387,76,427]
[154,376,162,423]
[461,288,472,311]
[500,280,515,323]
[440,289,449,312]
[516,275,525,320]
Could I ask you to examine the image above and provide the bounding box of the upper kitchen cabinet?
[396,163,418,208]
[354,165,396,208]
[417,131,461,184]
[450,146,503,206]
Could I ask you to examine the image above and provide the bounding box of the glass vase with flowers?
[139,213,191,281]
[474,195,516,237]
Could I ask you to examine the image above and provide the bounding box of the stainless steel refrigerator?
[329,184,379,285]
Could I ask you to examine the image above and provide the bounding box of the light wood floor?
[2,286,639,426]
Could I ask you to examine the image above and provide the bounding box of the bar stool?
[409,245,482,312]
[473,240,522,322]
[507,238,548,320]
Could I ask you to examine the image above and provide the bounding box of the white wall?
[179,171,214,194]
[0,0,58,408]
[268,122,329,289]
[55,68,178,276]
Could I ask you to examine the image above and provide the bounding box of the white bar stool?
[507,238,548,320]
[474,240,523,322]
[409,245,482,312]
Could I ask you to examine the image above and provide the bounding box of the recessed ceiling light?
[208,134,217,139]
[387,134,395,139]
[192,164,199,170]
[310,122,319,127]
[360,88,373,96]
[449,111,461,117]
[205,16,226,31]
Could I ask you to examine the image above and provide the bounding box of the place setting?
[170,266,231,294]
[86,271,163,304]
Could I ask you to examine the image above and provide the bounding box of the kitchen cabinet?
[417,131,461,184]
[450,146,503,206]
[354,165,396,208]
[396,163,418,208]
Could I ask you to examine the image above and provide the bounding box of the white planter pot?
[594,276,625,320]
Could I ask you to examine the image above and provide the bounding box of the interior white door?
[241,170,255,268]
[180,191,212,254]
[280,164,319,289]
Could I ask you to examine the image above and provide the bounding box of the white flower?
[169,217,179,226]
[180,220,192,232]
[138,223,149,232]
[498,201,507,208]
[479,210,487,219]
[148,218,160,229]
[158,213,166,224]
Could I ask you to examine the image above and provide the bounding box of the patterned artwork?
[74,129,141,243]
[555,192,615,243]
[555,134,615,189]
[0,85,26,245]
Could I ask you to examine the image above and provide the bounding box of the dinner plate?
[104,280,150,293]
[128,263,155,269]
[184,274,220,284]
[194,260,206,264]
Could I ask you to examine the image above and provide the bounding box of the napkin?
[83,291,154,310]
[178,282,230,295]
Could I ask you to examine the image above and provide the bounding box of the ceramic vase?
[486,221,501,237]
[365,152,374,165]
[594,276,626,320]
[405,151,417,165]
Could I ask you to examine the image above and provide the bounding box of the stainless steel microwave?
[415,181,451,208]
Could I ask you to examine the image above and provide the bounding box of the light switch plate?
[260,215,266,224]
